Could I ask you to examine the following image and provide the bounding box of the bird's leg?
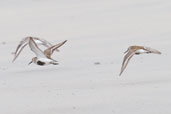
[52,63,59,65]
[146,51,151,54]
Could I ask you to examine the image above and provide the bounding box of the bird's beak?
[28,61,33,65]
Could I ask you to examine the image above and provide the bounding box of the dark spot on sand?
[72,106,76,110]
[94,62,100,65]
[2,42,6,45]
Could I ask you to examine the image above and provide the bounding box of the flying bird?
[119,45,161,76]
[12,36,59,62]
[28,38,67,66]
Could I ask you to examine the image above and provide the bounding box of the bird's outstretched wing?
[119,50,135,76]
[36,38,60,52]
[12,37,58,62]
[29,38,46,58]
[12,37,30,62]
[44,40,67,59]
[144,47,161,54]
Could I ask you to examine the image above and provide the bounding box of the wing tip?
[119,70,123,76]
[12,57,16,63]
[63,40,67,44]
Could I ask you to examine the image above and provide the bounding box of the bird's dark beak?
[28,61,33,65]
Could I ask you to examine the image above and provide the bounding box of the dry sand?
[0,0,171,114]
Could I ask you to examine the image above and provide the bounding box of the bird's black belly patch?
[135,52,140,55]
[37,61,45,66]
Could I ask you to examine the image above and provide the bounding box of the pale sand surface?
[0,0,171,114]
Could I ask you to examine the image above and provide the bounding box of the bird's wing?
[44,40,67,58]
[12,37,30,62]
[144,47,161,54]
[13,37,58,62]
[29,38,46,58]
[119,50,136,76]
[37,38,60,52]
[37,38,53,46]
[13,37,28,54]
[12,43,28,62]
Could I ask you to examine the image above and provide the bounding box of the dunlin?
[28,38,67,66]
[119,45,161,76]
[12,36,59,62]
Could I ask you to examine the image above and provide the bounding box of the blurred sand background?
[0,0,171,114]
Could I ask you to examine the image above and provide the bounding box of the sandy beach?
[0,0,171,114]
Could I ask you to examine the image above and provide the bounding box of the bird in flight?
[119,45,161,76]
[12,36,60,62]
[28,38,67,66]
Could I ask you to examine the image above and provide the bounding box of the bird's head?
[28,57,37,65]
